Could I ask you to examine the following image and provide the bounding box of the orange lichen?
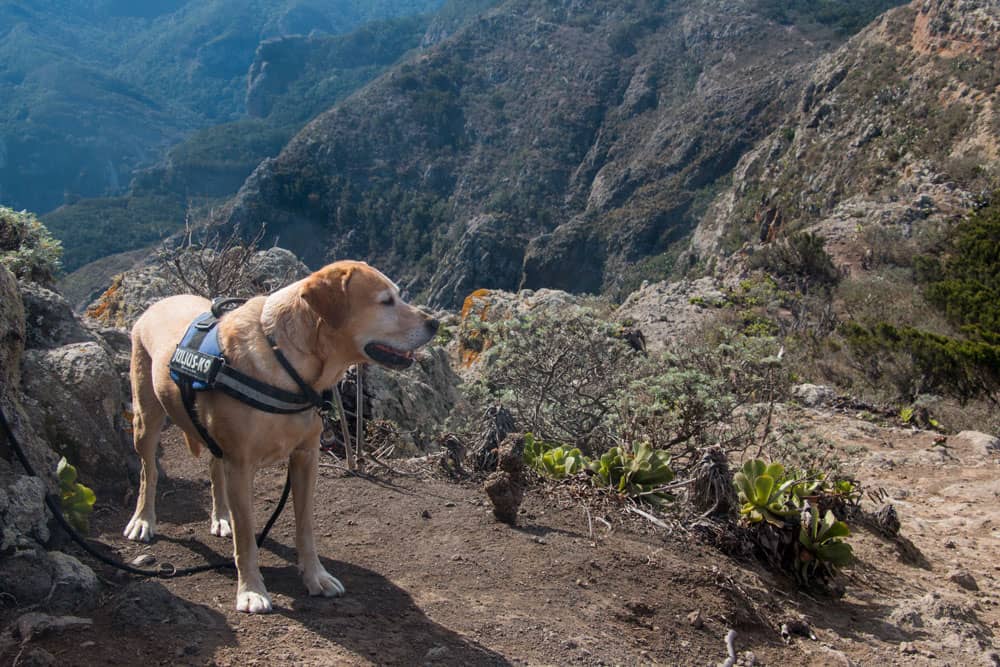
[85,275,122,322]
[461,288,493,321]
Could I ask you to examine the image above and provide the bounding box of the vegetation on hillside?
[1,0,442,215]
[0,206,62,284]
[40,13,432,272]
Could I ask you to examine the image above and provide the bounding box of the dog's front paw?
[211,517,232,538]
[236,590,272,614]
[303,568,346,598]
[123,515,156,542]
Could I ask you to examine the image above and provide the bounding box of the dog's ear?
[300,265,353,329]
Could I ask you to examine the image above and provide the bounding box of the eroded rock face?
[19,342,132,495]
[18,281,95,350]
[367,346,462,452]
[614,277,727,351]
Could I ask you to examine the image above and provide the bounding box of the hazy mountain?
[0,0,444,214]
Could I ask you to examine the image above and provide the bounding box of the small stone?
[421,510,432,519]
[80,641,96,648]
[450,554,462,562]
[425,645,449,661]
[687,610,703,629]
[131,554,156,567]
[561,639,579,649]
[948,570,979,591]
[347,519,356,526]
[899,642,917,655]
[16,613,93,643]
[944,540,957,549]
[444,502,456,507]
[533,536,547,545]
[14,647,55,667]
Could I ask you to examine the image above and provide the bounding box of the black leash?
[0,404,291,578]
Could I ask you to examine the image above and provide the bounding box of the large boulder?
[0,548,99,612]
[0,265,59,487]
[19,342,133,496]
[18,281,95,350]
[86,246,310,329]
[0,474,50,552]
[367,346,462,451]
[615,277,728,351]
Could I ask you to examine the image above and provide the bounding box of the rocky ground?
[2,408,998,666]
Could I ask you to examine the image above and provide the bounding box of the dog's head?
[299,260,438,370]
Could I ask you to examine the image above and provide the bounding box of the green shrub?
[842,321,1000,403]
[0,206,62,284]
[917,196,1000,344]
[748,232,841,294]
[796,505,854,586]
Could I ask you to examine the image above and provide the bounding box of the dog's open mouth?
[364,342,415,370]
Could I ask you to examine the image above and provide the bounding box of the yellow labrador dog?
[124,260,438,613]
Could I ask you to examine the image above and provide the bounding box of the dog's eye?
[381,296,395,306]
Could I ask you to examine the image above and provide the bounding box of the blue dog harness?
[168,298,333,458]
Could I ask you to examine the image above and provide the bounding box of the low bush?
[0,206,62,284]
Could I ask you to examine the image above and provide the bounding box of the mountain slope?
[0,0,443,214]
[218,0,906,307]
[690,0,1000,265]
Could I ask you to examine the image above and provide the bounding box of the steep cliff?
[690,0,999,267]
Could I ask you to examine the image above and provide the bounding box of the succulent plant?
[523,433,588,479]
[57,457,96,533]
[734,459,798,526]
[588,442,675,506]
[796,503,854,585]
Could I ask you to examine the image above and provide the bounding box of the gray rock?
[792,384,837,408]
[949,431,1000,459]
[20,342,132,494]
[1,265,26,389]
[18,281,95,350]
[368,346,462,452]
[15,612,93,643]
[12,647,56,667]
[46,552,100,612]
[948,570,979,591]
[0,550,54,606]
[0,476,50,551]
[615,277,728,351]
[0,549,98,612]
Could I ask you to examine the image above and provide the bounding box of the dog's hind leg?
[209,456,231,537]
[290,444,345,598]
[124,339,164,542]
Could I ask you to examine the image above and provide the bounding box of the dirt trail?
[4,414,999,666]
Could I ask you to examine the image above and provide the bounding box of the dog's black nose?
[425,318,440,335]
